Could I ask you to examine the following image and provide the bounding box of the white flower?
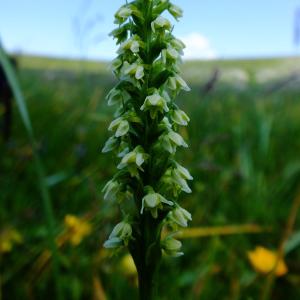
[168,4,183,20]
[168,74,191,92]
[170,38,186,55]
[141,188,173,218]
[161,236,183,257]
[106,88,130,106]
[151,16,171,33]
[118,35,141,54]
[162,46,180,64]
[121,61,144,80]
[158,117,172,131]
[117,141,130,158]
[160,130,188,154]
[108,117,130,137]
[171,166,192,194]
[114,6,132,24]
[174,163,193,180]
[117,146,149,177]
[104,221,132,248]
[102,179,121,201]
[168,205,192,227]
[140,92,169,119]
[171,109,190,126]
[102,136,119,153]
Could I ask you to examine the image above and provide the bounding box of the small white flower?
[102,179,121,201]
[117,146,149,177]
[158,117,172,131]
[151,16,171,33]
[114,6,132,24]
[170,38,186,55]
[161,236,183,257]
[168,74,191,92]
[140,92,169,119]
[168,205,192,227]
[168,4,183,20]
[103,237,123,248]
[102,136,119,153]
[121,61,145,80]
[117,141,130,158]
[168,131,188,147]
[104,221,132,248]
[170,109,190,126]
[108,117,130,137]
[141,188,173,218]
[106,88,130,106]
[162,46,180,64]
[159,131,188,154]
[174,163,193,180]
[118,35,141,54]
[171,167,192,193]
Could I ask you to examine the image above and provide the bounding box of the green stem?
[0,44,63,300]
[137,1,159,299]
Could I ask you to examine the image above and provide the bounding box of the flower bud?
[109,117,130,137]
[102,179,121,201]
[102,136,119,153]
[168,205,192,227]
[170,38,186,54]
[168,131,188,147]
[171,109,190,126]
[174,163,193,180]
[161,236,183,257]
[106,88,130,106]
[168,4,183,20]
[117,141,130,158]
[159,131,188,154]
[162,46,180,64]
[171,168,192,193]
[168,74,191,92]
[104,221,132,248]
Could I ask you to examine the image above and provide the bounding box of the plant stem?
[135,1,160,299]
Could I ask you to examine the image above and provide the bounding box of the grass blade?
[0,44,63,300]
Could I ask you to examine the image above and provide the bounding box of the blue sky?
[1,0,300,60]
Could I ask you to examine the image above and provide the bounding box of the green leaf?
[284,231,300,254]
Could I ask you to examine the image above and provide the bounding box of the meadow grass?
[1,55,300,299]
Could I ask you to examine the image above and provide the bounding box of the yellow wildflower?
[64,215,92,246]
[0,228,22,253]
[247,246,288,277]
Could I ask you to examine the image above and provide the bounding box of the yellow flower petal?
[247,246,288,277]
[63,214,92,246]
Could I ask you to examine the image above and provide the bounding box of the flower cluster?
[102,0,192,259]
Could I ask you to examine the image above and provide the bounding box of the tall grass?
[0,45,63,300]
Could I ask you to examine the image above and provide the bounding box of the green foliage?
[1,54,300,299]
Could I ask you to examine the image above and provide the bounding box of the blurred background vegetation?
[1,54,300,299]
